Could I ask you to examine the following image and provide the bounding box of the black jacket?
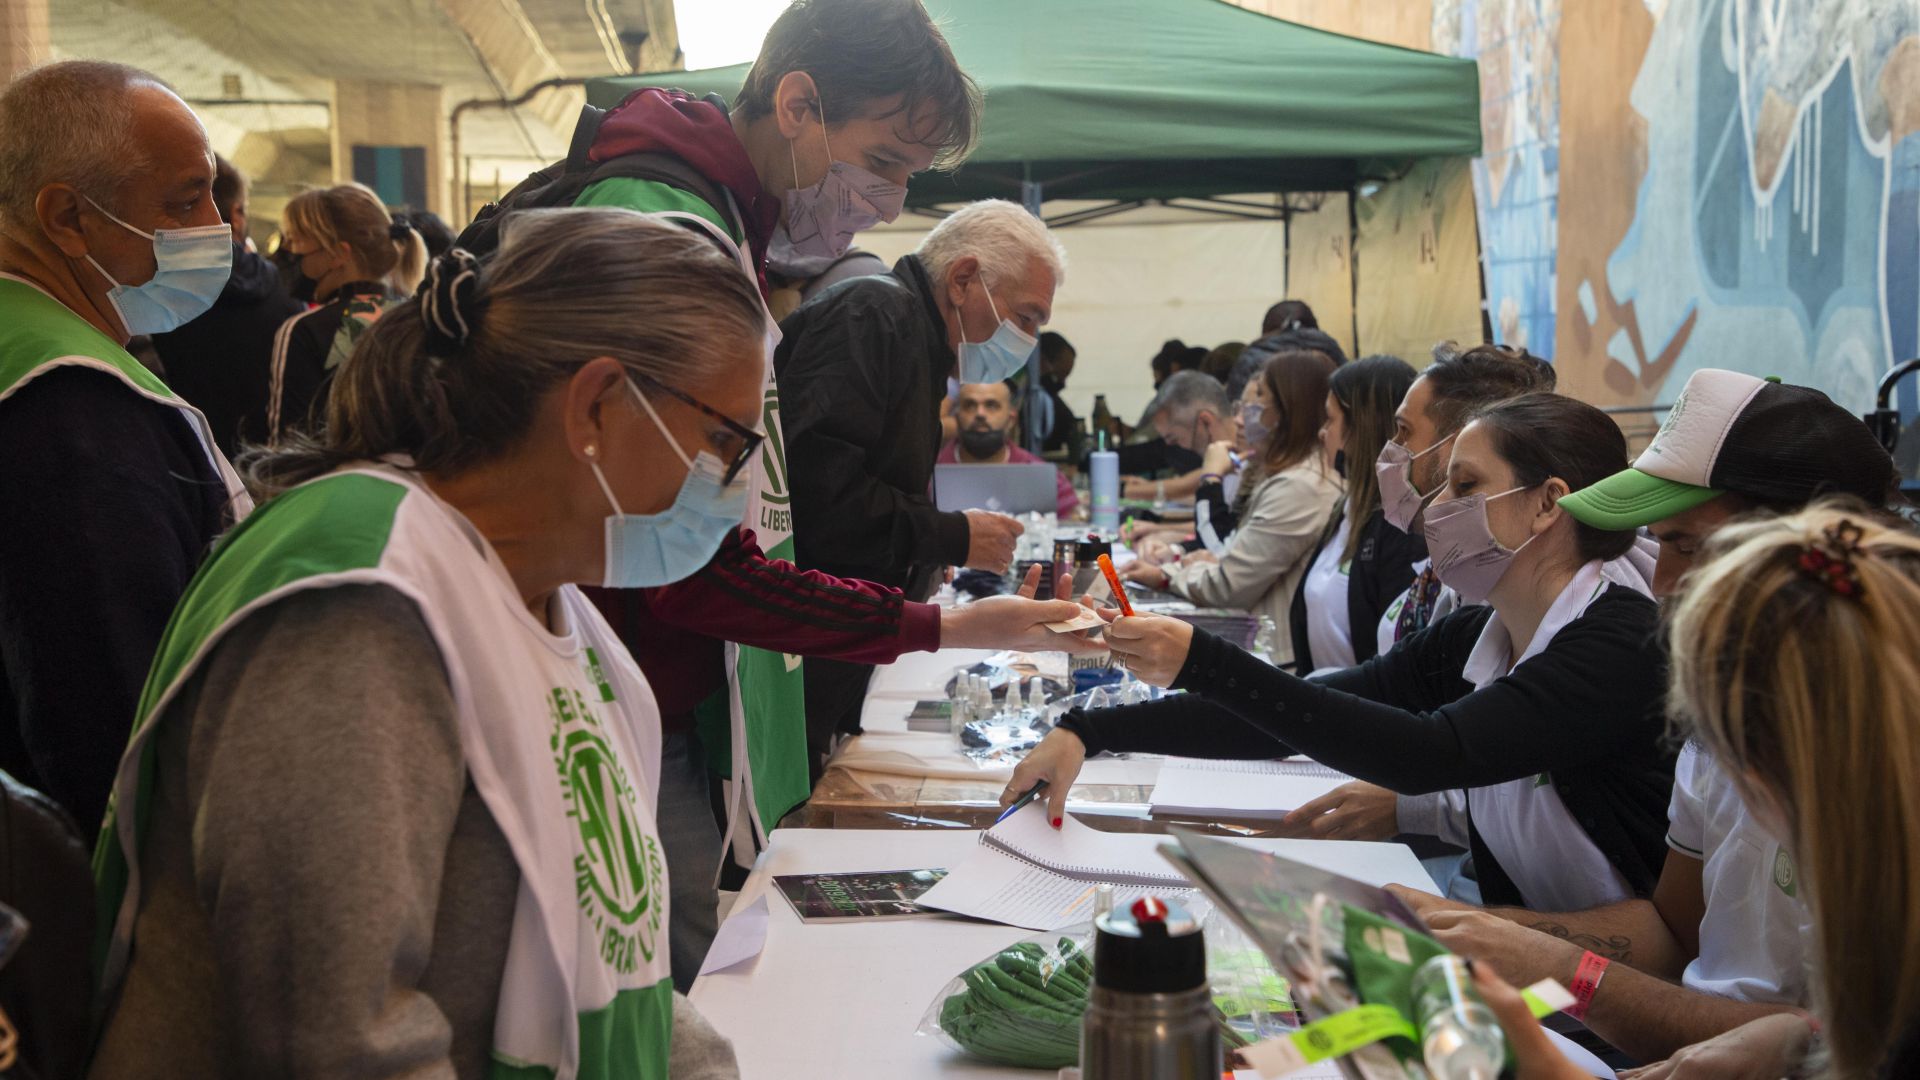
[1287,504,1425,672]
[1060,589,1676,907]
[776,255,969,600]
[149,243,304,458]
[0,367,234,834]
[266,280,392,442]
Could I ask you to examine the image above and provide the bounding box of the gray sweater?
[89,585,738,1079]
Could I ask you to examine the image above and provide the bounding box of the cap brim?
[1559,468,1722,530]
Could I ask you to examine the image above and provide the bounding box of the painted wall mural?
[1434,0,1562,357]
[1442,0,1920,415]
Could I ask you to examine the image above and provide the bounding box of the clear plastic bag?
[918,928,1094,1069]
[918,914,1297,1068]
[1204,909,1299,1049]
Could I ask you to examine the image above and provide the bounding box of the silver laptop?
[933,463,1058,515]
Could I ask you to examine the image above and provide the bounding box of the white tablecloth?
[689,827,1440,1079]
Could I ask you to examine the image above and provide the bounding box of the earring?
[584,443,598,459]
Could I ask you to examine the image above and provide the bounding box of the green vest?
[0,275,246,509]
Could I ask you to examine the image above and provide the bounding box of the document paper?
[916,804,1202,931]
[1149,757,1354,820]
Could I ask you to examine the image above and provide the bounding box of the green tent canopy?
[586,0,1479,208]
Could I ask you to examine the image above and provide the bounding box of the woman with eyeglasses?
[89,209,784,1077]
[1121,349,1344,668]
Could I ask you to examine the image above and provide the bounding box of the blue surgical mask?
[956,283,1038,383]
[589,380,749,588]
[82,196,232,336]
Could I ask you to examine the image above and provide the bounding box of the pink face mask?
[1376,432,1457,533]
[1422,485,1538,604]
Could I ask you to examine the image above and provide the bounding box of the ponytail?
[386,214,428,296]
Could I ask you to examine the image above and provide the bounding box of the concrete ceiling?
[48,0,680,186]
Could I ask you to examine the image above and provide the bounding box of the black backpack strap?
[580,151,748,242]
[564,103,608,173]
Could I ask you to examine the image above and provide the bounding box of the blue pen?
[994,780,1050,826]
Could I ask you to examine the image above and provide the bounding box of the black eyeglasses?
[631,371,765,486]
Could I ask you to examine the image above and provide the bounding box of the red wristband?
[1567,950,1610,1021]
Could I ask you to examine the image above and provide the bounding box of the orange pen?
[1096,553,1134,617]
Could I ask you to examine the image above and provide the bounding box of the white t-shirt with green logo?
[1666,743,1814,1005]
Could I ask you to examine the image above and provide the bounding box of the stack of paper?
[916,805,1200,930]
[1149,757,1353,820]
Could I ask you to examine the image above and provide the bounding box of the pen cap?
[1093,897,1206,994]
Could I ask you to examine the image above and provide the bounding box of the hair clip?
[1795,519,1866,600]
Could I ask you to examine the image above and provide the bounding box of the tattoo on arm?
[1527,922,1632,963]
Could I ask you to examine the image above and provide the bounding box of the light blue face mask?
[590,379,749,588]
[956,282,1038,384]
[82,196,232,336]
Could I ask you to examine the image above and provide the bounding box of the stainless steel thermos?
[1080,897,1220,1080]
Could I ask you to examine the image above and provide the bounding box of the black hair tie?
[420,248,484,357]
[388,217,413,241]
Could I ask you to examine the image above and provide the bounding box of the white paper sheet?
[698,894,769,975]
[1149,757,1353,819]
[916,804,1198,930]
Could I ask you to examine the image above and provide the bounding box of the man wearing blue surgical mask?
[777,198,1065,755]
[0,60,250,837]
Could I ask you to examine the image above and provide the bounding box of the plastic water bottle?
[1411,955,1505,1080]
[1253,615,1279,664]
[1090,439,1120,535]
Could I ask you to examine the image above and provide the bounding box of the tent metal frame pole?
[1347,186,1362,357]
[1155,198,1289,222]
[1041,200,1150,228]
[1020,169,1045,453]
[1170,195,1294,216]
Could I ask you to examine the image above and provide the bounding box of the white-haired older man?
[0,61,248,835]
[776,197,1065,754]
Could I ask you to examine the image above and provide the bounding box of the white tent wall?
[854,212,1289,428]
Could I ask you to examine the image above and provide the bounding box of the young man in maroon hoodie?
[559,0,1094,988]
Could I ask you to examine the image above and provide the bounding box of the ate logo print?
[550,686,663,976]
[755,385,795,538]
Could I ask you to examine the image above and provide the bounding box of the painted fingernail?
[1051,817,1063,829]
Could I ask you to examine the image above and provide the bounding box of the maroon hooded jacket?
[577,89,940,721]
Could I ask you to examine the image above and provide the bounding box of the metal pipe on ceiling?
[447,76,588,221]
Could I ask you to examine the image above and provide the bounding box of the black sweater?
[1060,589,1676,906]
[1287,504,1425,672]
[0,367,234,833]
[777,255,969,600]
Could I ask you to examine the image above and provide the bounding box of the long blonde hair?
[282,182,427,296]
[1667,501,1920,1078]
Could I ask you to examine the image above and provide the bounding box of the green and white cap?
[1561,368,1894,530]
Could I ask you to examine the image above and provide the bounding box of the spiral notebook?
[915,803,1198,931]
[1149,757,1353,820]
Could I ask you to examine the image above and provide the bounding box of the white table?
[690,827,1440,1079]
